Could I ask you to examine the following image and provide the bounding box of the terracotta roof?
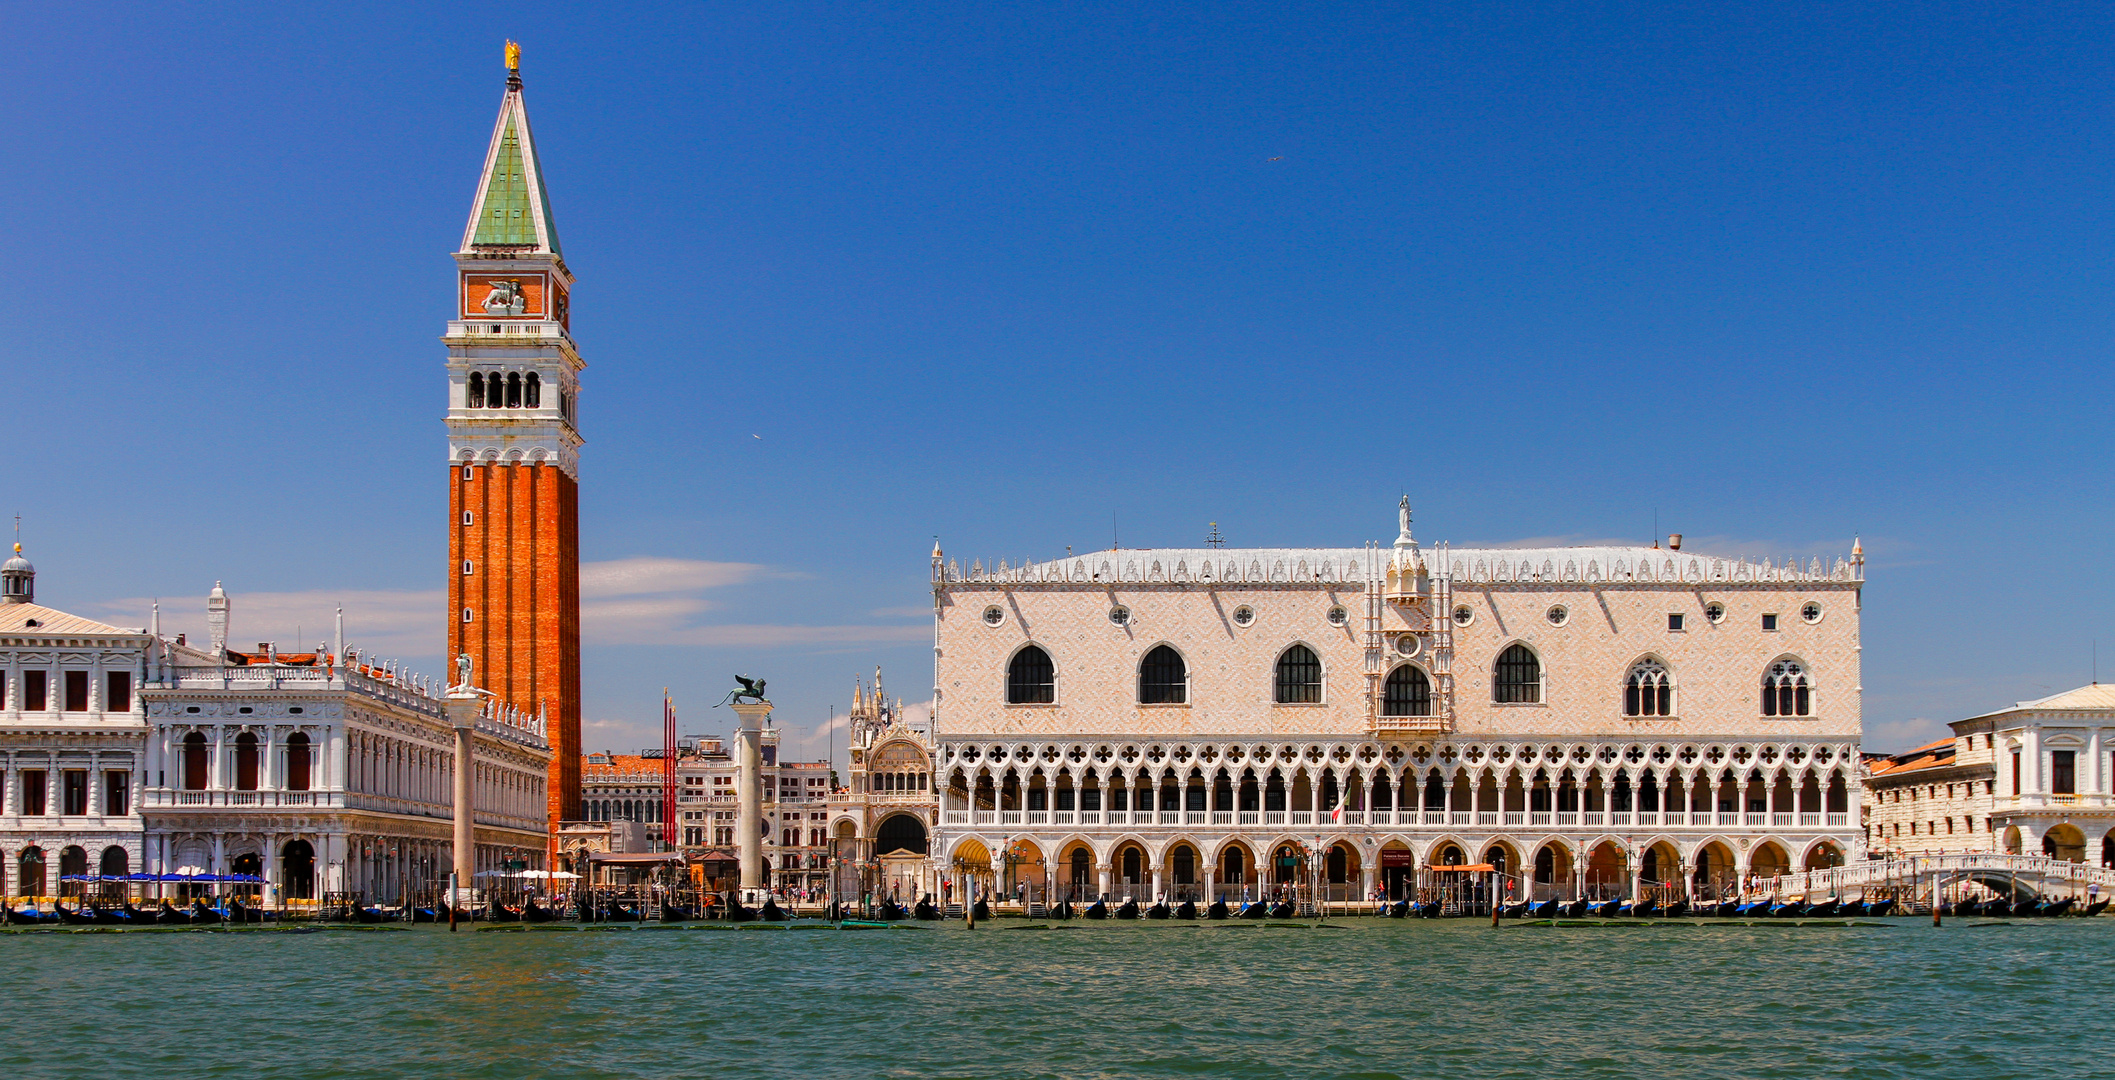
[1868,740,1957,778]
[0,603,141,636]
[582,753,661,776]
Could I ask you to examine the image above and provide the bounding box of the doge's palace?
[929,502,1865,906]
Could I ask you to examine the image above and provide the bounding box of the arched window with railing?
[485,373,504,409]
[1139,645,1188,704]
[1494,644,1543,704]
[505,371,523,408]
[1007,645,1055,704]
[1624,659,1674,717]
[1763,659,1811,716]
[1273,645,1323,704]
[525,371,541,408]
[1383,665,1432,716]
[285,732,311,791]
[467,372,485,409]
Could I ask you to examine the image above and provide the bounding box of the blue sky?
[3,2,2110,759]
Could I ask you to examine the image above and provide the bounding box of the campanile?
[445,43,583,825]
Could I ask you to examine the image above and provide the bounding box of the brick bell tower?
[445,41,583,826]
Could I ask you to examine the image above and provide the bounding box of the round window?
[1452,605,1475,627]
[1231,606,1255,627]
[1801,602,1823,624]
[1395,635,1423,659]
[1326,605,1348,627]
[1705,602,1727,624]
[1545,605,1568,627]
[1108,606,1130,626]
[981,605,1004,627]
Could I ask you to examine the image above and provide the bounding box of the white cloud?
[581,557,764,597]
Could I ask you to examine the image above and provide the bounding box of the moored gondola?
[1501,901,1530,919]
[1145,901,1171,920]
[760,899,789,922]
[1805,899,1839,918]
[1237,901,1268,919]
[878,899,909,921]
[2035,897,2074,918]
[1592,899,1622,918]
[914,898,942,920]
[1268,900,1295,919]
[1175,900,1198,920]
[1632,899,1659,918]
[971,900,991,921]
[523,899,553,923]
[54,902,98,926]
[1115,899,1141,920]
[1207,900,1231,920]
[1731,899,1769,917]
[188,901,223,925]
[1661,900,1689,918]
[1417,900,1443,918]
[1386,900,1410,918]
[1527,900,1557,918]
[487,902,521,923]
[1084,899,1109,920]
[2084,899,2109,917]
[155,901,189,925]
[1559,898,1589,918]
[1865,897,1895,917]
[1055,900,1074,920]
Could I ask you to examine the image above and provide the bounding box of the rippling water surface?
[6,918,2107,1078]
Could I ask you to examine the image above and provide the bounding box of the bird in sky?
[1266,156,1283,162]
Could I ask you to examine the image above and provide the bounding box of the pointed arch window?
[1273,645,1322,704]
[1763,660,1810,716]
[1383,665,1431,716]
[1139,645,1188,704]
[1624,659,1673,717]
[1007,645,1055,704]
[1494,644,1542,704]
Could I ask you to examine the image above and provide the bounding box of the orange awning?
[1429,863,1497,872]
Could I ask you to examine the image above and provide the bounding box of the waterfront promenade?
[4,918,2105,1078]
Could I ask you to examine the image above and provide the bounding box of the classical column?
[731,699,774,896]
[444,683,480,897]
[1096,862,1111,901]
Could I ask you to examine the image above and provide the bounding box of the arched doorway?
[1804,841,1843,871]
[2103,832,2115,869]
[1062,842,1093,900]
[282,839,315,900]
[1586,841,1627,899]
[2042,824,2087,863]
[1693,841,1736,900]
[1326,842,1360,901]
[1217,842,1256,901]
[1532,842,1573,900]
[1114,842,1148,891]
[1431,842,1466,867]
[1270,843,1303,886]
[18,847,46,898]
[875,814,928,856]
[58,846,87,895]
[1380,842,1415,900]
[1749,841,1791,883]
[1169,842,1200,900]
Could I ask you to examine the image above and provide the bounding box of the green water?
[7,919,2107,1078]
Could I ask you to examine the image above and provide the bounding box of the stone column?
[1096,862,1111,901]
[731,700,773,896]
[444,686,480,898]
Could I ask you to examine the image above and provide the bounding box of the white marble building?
[929,502,1866,905]
[0,546,149,899]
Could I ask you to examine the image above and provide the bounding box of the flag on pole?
[662,692,677,846]
[1331,800,1344,825]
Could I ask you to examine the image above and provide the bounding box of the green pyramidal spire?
[461,58,561,256]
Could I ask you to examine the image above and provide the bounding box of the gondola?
[1733,900,1771,917]
[1631,899,1659,918]
[188,901,223,925]
[913,899,942,920]
[1613,900,1636,918]
[1661,900,1690,918]
[759,899,789,922]
[1592,899,1622,918]
[352,904,386,923]
[1175,901,1198,920]
[1055,901,1074,920]
[1268,900,1295,919]
[1865,897,1895,917]
[877,900,908,921]
[971,900,992,922]
[1115,899,1141,920]
[1707,899,1737,918]
[2083,899,2109,917]
[1768,901,1803,918]
[1840,899,1868,917]
[1502,901,1532,919]
[1084,899,1110,920]
[1386,900,1410,919]
[1417,900,1443,918]
[1805,900,1840,918]
[2,903,50,925]
[120,901,149,923]
[1145,901,1171,920]
[727,897,759,922]
[411,905,441,923]
[523,899,553,923]
[1207,900,1231,920]
[2035,897,2074,918]
[155,901,190,925]
[1560,899,1590,918]
[486,902,521,923]
[54,902,98,926]
[1238,901,1268,919]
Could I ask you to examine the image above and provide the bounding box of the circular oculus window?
[981,605,1004,626]
[1108,606,1131,626]
[1326,605,1349,627]
[1452,605,1475,627]
[1231,605,1255,627]
[1545,605,1568,627]
[1801,602,1823,624]
[1704,602,1727,624]
[1395,635,1423,658]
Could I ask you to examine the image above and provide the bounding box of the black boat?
[1387,900,1410,918]
[54,902,98,926]
[878,900,909,921]
[1269,900,1295,919]
[523,899,553,923]
[411,905,442,923]
[971,900,992,921]
[1529,900,1558,918]
[1592,899,1622,918]
[154,901,189,925]
[2035,897,2074,918]
[487,902,521,923]
[1115,899,1141,920]
[1238,901,1268,919]
[1145,901,1171,920]
[913,899,942,920]
[1806,900,1840,918]
[1866,897,1895,917]
[188,901,223,925]
[1085,899,1109,920]
[1662,900,1690,918]
[1631,900,1658,918]
[1501,901,1531,919]
[1207,900,1231,920]
[760,899,789,922]
[1055,900,1074,920]
[2,903,50,925]
[1560,899,1589,918]
[2084,899,2109,917]
[1175,901,1198,920]
[1417,900,1442,918]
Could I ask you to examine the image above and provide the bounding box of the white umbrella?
[517,870,579,880]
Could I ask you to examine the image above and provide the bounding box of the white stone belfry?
[730,700,773,894]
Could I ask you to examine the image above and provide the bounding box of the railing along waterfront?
[1771,853,2115,898]
[939,807,1853,831]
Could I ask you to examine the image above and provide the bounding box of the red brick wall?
[449,462,581,826]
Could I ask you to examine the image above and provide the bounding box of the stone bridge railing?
[1774,853,2115,896]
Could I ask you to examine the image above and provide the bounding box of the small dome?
[1,543,33,605]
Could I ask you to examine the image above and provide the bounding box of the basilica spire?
[461,41,561,257]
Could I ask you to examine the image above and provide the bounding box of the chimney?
[1667,534,1682,551]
